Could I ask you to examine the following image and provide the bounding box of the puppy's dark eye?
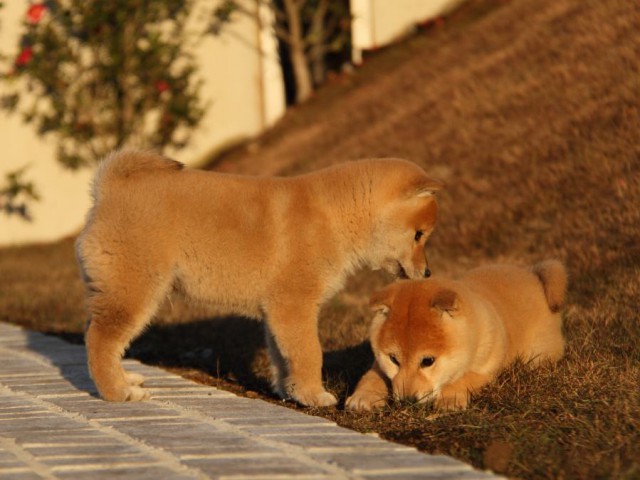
[414,231,424,242]
[420,356,435,368]
[389,354,400,366]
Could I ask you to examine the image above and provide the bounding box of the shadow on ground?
[49,315,376,404]
[129,316,375,404]
[26,330,99,397]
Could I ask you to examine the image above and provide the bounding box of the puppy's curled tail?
[532,260,567,313]
[92,149,183,199]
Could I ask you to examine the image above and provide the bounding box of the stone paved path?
[0,322,500,479]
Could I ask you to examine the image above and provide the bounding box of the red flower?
[16,47,33,67]
[26,4,47,24]
[155,80,170,93]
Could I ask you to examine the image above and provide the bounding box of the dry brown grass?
[1,0,639,477]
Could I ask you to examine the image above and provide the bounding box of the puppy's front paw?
[125,372,145,386]
[125,386,151,402]
[345,391,387,411]
[102,385,150,402]
[314,391,339,407]
[290,386,337,407]
[434,390,469,411]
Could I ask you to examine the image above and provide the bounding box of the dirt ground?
[1,0,638,478]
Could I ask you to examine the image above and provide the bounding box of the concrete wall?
[0,0,285,246]
[174,0,286,165]
[351,0,467,62]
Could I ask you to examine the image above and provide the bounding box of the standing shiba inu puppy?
[346,261,567,411]
[76,150,442,406]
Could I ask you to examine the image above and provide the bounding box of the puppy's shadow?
[29,316,374,402]
[323,341,375,403]
[129,315,374,401]
[126,316,270,392]
[23,317,267,398]
[25,330,98,397]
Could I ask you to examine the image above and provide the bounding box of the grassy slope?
[1,0,639,478]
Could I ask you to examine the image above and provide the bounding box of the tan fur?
[346,261,567,411]
[76,149,442,405]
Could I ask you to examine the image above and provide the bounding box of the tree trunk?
[309,0,328,86]
[282,0,313,103]
[290,43,313,102]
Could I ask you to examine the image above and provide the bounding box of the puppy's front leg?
[346,361,390,411]
[436,371,491,410]
[266,302,337,407]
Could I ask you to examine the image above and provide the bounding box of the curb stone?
[0,322,501,479]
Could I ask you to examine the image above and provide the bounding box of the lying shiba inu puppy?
[76,150,442,406]
[346,261,566,411]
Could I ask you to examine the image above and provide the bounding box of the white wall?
[0,0,285,246]
[0,119,95,246]
[351,0,468,62]
[173,0,286,165]
[0,2,94,246]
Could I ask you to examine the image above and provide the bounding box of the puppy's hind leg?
[527,311,566,366]
[86,313,148,402]
[84,275,171,402]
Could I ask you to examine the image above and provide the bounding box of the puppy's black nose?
[424,268,431,278]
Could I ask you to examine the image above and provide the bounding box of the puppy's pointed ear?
[431,288,458,315]
[414,177,444,198]
[370,283,398,316]
[370,284,398,339]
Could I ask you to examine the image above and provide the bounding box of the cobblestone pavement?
[0,322,500,479]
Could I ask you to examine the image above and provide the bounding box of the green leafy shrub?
[1,0,205,169]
